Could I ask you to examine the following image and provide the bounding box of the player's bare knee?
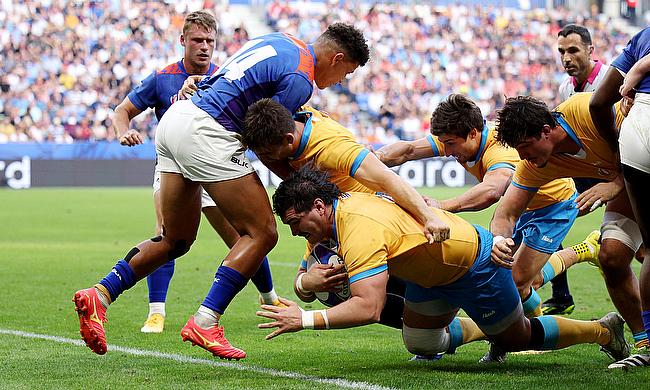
[598,243,631,272]
[166,237,195,260]
[402,326,450,356]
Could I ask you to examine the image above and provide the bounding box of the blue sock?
[541,262,556,285]
[446,318,463,354]
[250,257,273,293]
[147,260,175,303]
[522,288,541,317]
[99,259,137,301]
[643,310,650,342]
[201,265,249,315]
[531,316,559,350]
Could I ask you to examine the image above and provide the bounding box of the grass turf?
[0,187,644,389]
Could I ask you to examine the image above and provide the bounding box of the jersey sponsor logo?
[231,156,249,168]
[482,310,496,319]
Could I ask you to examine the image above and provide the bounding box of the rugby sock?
[643,310,650,346]
[633,331,649,349]
[571,239,597,264]
[529,316,609,350]
[201,265,249,315]
[149,302,165,317]
[98,259,137,302]
[542,253,567,286]
[446,317,486,353]
[146,259,175,303]
[251,257,273,293]
[522,287,542,317]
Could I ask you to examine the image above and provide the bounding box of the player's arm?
[619,53,650,98]
[589,67,625,152]
[354,152,450,243]
[489,183,535,268]
[258,271,388,339]
[438,167,513,213]
[112,96,144,146]
[375,137,434,167]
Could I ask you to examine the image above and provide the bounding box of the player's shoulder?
[156,61,186,76]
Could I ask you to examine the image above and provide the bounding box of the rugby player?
[257,166,628,364]
[73,23,372,360]
[112,10,283,335]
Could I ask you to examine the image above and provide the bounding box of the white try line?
[0,328,396,390]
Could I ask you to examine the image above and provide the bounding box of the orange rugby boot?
[73,287,108,355]
[181,316,246,360]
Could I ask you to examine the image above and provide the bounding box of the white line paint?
[0,328,396,390]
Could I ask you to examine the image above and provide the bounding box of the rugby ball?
[305,244,351,307]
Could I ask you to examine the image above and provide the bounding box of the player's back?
[192,33,315,134]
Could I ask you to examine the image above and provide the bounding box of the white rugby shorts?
[152,169,216,208]
[155,99,254,182]
[619,93,650,174]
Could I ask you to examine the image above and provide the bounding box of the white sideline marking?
[0,328,396,390]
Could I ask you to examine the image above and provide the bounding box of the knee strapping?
[402,325,450,356]
[601,212,642,252]
[528,317,545,350]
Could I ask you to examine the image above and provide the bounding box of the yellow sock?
[458,317,486,343]
[541,252,567,287]
[550,316,609,349]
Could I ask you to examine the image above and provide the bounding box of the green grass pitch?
[0,187,643,389]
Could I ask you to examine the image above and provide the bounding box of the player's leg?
[511,196,579,318]
[599,192,646,349]
[181,172,277,360]
[74,172,202,354]
[379,276,407,329]
[609,97,650,368]
[402,283,485,359]
[201,198,281,306]
[141,173,175,333]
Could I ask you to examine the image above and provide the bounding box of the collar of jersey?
[470,122,489,163]
[552,112,584,150]
[571,60,602,89]
[290,114,313,160]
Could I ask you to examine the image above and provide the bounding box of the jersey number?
[219,39,278,81]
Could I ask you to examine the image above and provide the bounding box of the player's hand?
[423,212,450,243]
[574,181,623,212]
[119,129,144,147]
[301,263,347,292]
[178,75,205,99]
[620,96,634,117]
[422,195,442,209]
[619,80,637,100]
[257,297,303,340]
[491,236,515,269]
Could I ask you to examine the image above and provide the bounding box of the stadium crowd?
[0,1,636,145]
[0,0,247,144]
[265,1,634,143]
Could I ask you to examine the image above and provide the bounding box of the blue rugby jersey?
[127,60,218,121]
[612,27,650,94]
[191,32,316,134]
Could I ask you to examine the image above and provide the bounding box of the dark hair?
[318,23,370,66]
[495,96,557,147]
[273,165,342,218]
[430,94,484,138]
[243,98,296,150]
[557,24,592,46]
[183,10,217,35]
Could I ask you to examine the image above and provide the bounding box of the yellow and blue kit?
[513,92,625,190]
[331,192,521,333]
[426,124,578,254]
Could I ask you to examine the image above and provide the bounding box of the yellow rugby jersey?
[333,192,479,288]
[289,107,373,194]
[512,92,624,190]
[426,124,575,210]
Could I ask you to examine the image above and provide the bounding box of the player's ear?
[541,124,552,137]
[588,45,594,56]
[286,133,295,145]
[331,52,344,66]
[180,34,186,48]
